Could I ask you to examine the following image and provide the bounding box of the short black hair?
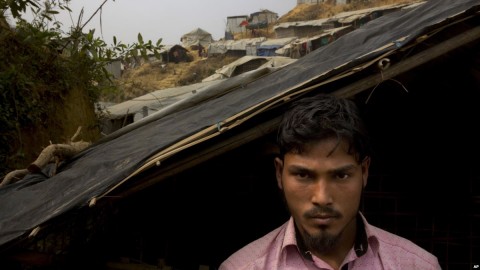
[276,94,371,162]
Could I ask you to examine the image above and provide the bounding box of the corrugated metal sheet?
[259,37,297,47]
[273,18,330,30]
[207,37,266,55]
[329,1,425,24]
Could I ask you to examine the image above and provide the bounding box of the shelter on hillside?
[281,1,423,39]
[226,15,249,36]
[247,9,278,30]
[327,1,423,28]
[122,49,160,69]
[202,55,296,82]
[274,18,333,39]
[250,9,278,25]
[276,25,353,58]
[159,44,191,64]
[207,37,266,57]
[0,1,478,269]
[101,80,223,135]
[256,37,297,56]
[180,27,214,49]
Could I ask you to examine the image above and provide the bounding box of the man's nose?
[311,179,333,205]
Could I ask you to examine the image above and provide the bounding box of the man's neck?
[296,214,361,269]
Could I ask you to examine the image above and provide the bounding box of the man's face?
[275,138,369,254]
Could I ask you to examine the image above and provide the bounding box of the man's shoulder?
[368,224,441,269]
[370,224,430,253]
[219,221,289,270]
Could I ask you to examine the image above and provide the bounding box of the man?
[219,94,441,270]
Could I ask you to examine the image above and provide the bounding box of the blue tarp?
[257,45,282,56]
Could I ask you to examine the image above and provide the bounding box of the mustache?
[303,206,342,219]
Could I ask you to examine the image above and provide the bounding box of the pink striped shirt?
[219,213,441,270]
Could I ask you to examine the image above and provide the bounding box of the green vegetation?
[0,0,163,175]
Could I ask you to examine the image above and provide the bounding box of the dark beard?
[301,205,343,253]
[303,228,342,253]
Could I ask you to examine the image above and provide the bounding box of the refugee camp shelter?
[276,25,353,58]
[202,55,296,82]
[100,80,223,135]
[246,9,278,31]
[328,1,422,28]
[0,1,479,269]
[207,37,266,57]
[249,9,278,25]
[160,44,191,64]
[180,27,214,48]
[278,1,423,39]
[256,37,298,56]
[274,18,332,39]
[226,15,249,35]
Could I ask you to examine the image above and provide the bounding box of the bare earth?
[111,0,416,103]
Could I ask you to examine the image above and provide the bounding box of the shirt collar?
[354,212,368,256]
[358,212,380,255]
[282,217,298,249]
[282,212,380,260]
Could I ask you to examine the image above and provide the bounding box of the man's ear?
[362,156,371,188]
[274,157,284,190]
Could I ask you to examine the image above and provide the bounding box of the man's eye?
[298,172,308,178]
[294,172,310,180]
[336,172,349,180]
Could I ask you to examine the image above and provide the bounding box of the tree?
[0,0,164,176]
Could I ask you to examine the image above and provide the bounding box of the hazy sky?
[44,0,297,46]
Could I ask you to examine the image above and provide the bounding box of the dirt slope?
[108,52,240,103]
[109,0,415,103]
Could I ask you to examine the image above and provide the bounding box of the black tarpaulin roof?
[0,0,479,249]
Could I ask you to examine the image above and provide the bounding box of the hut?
[226,15,249,36]
[0,1,478,269]
[256,37,297,56]
[180,27,214,49]
[160,44,191,64]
